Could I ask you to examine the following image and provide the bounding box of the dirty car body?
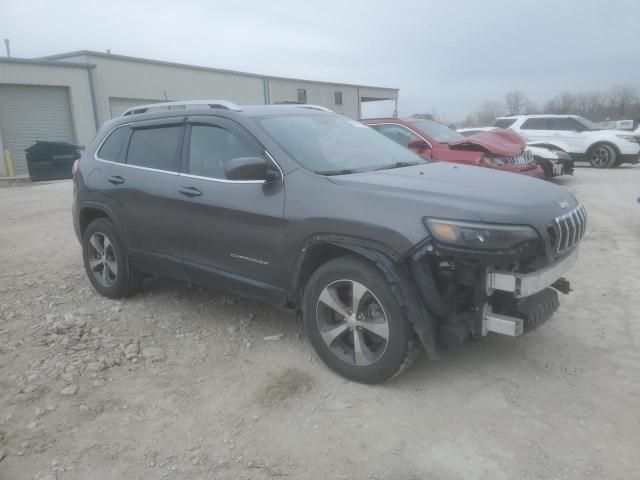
[73,103,584,382]
[364,117,545,178]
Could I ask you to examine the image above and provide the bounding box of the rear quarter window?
[96,126,129,162]
[494,119,517,129]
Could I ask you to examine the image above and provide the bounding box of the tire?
[82,218,143,298]
[536,158,553,180]
[588,144,616,168]
[302,255,417,384]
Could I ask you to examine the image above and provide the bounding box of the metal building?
[0,50,399,176]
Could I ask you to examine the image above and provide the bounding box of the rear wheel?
[302,256,417,383]
[588,144,616,168]
[82,218,143,298]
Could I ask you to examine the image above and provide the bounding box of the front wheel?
[588,144,616,168]
[302,256,417,383]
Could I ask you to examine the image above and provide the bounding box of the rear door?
[104,118,187,278]
[174,116,286,303]
[518,117,553,143]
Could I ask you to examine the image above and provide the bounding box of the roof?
[497,114,578,119]
[0,57,95,69]
[39,50,399,91]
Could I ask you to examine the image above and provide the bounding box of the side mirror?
[224,156,280,181]
[408,139,430,150]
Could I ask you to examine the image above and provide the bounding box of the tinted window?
[494,118,517,129]
[377,124,421,148]
[126,126,181,171]
[97,126,129,161]
[550,117,581,130]
[521,118,547,130]
[187,125,263,179]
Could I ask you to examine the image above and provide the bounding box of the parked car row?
[494,114,640,168]
[457,127,574,179]
[73,100,585,383]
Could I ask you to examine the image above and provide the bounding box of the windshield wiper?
[316,168,358,176]
[374,161,420,171]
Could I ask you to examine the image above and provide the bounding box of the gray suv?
[72,100,586,383]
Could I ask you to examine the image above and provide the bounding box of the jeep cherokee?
[72,100,586,383]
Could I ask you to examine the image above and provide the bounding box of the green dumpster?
[25,141,82,182]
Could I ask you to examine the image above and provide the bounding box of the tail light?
[72,159,80,176]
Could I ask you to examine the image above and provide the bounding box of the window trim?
[94,124,132,163]
[94,118,284,183]
[368,122,433,149]
[181,119,284,184]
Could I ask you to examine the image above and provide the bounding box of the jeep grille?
[553,204,587,254]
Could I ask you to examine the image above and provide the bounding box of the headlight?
[616,134,637,143]
[424,218,540,250]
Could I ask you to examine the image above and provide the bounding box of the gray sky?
[2,0,639,120]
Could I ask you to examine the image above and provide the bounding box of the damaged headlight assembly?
[423,218,540,250]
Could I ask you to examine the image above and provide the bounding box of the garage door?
[0,84,75,176]
[109,97,165,118]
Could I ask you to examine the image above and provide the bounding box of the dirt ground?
[1,166,639,480]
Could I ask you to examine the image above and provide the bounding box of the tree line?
[461,85,640,127]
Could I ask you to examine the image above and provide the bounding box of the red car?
[363,118,545,178]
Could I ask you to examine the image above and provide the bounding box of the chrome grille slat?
[553,204,586,254]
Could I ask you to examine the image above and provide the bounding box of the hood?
[328,162,578,228]
[448,129,525,157]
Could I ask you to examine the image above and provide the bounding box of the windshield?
[256,114,425,174]
[409,120,464,143]
[573,116,601,131]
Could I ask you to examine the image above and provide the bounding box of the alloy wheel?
[590,147,610,168]
[87,232,118,287]
[315,279,390,366]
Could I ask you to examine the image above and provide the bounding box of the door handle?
[178,186,203,197]
[107,175,125,185]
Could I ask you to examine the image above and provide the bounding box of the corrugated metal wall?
[0,84,75,176]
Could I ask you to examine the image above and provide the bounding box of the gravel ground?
[0,167,639,480]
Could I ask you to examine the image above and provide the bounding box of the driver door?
[174,116,286,303]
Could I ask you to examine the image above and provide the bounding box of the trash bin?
[25,141,82,182]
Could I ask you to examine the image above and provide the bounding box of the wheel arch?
[78,202,116,238]
[290,235,440,360]
[587,140,621,158]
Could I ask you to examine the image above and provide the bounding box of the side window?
[520,118,547,130]
[126,126,182,171]
[187,125,264,180]
[494,118,516,129]
[97,126,129,161]
[551,117,580,131]
[377,124,421,148]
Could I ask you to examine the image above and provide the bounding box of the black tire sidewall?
[302,256,412,384]
[82,218,132,299]
[589,144,616,168]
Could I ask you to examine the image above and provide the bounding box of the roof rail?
[121,99,242,116]
[294,104,334,113]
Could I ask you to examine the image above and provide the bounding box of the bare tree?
[546,92,576,114]
[505,91,528,115]
[474,101,505,126]
[608,85,639,118]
